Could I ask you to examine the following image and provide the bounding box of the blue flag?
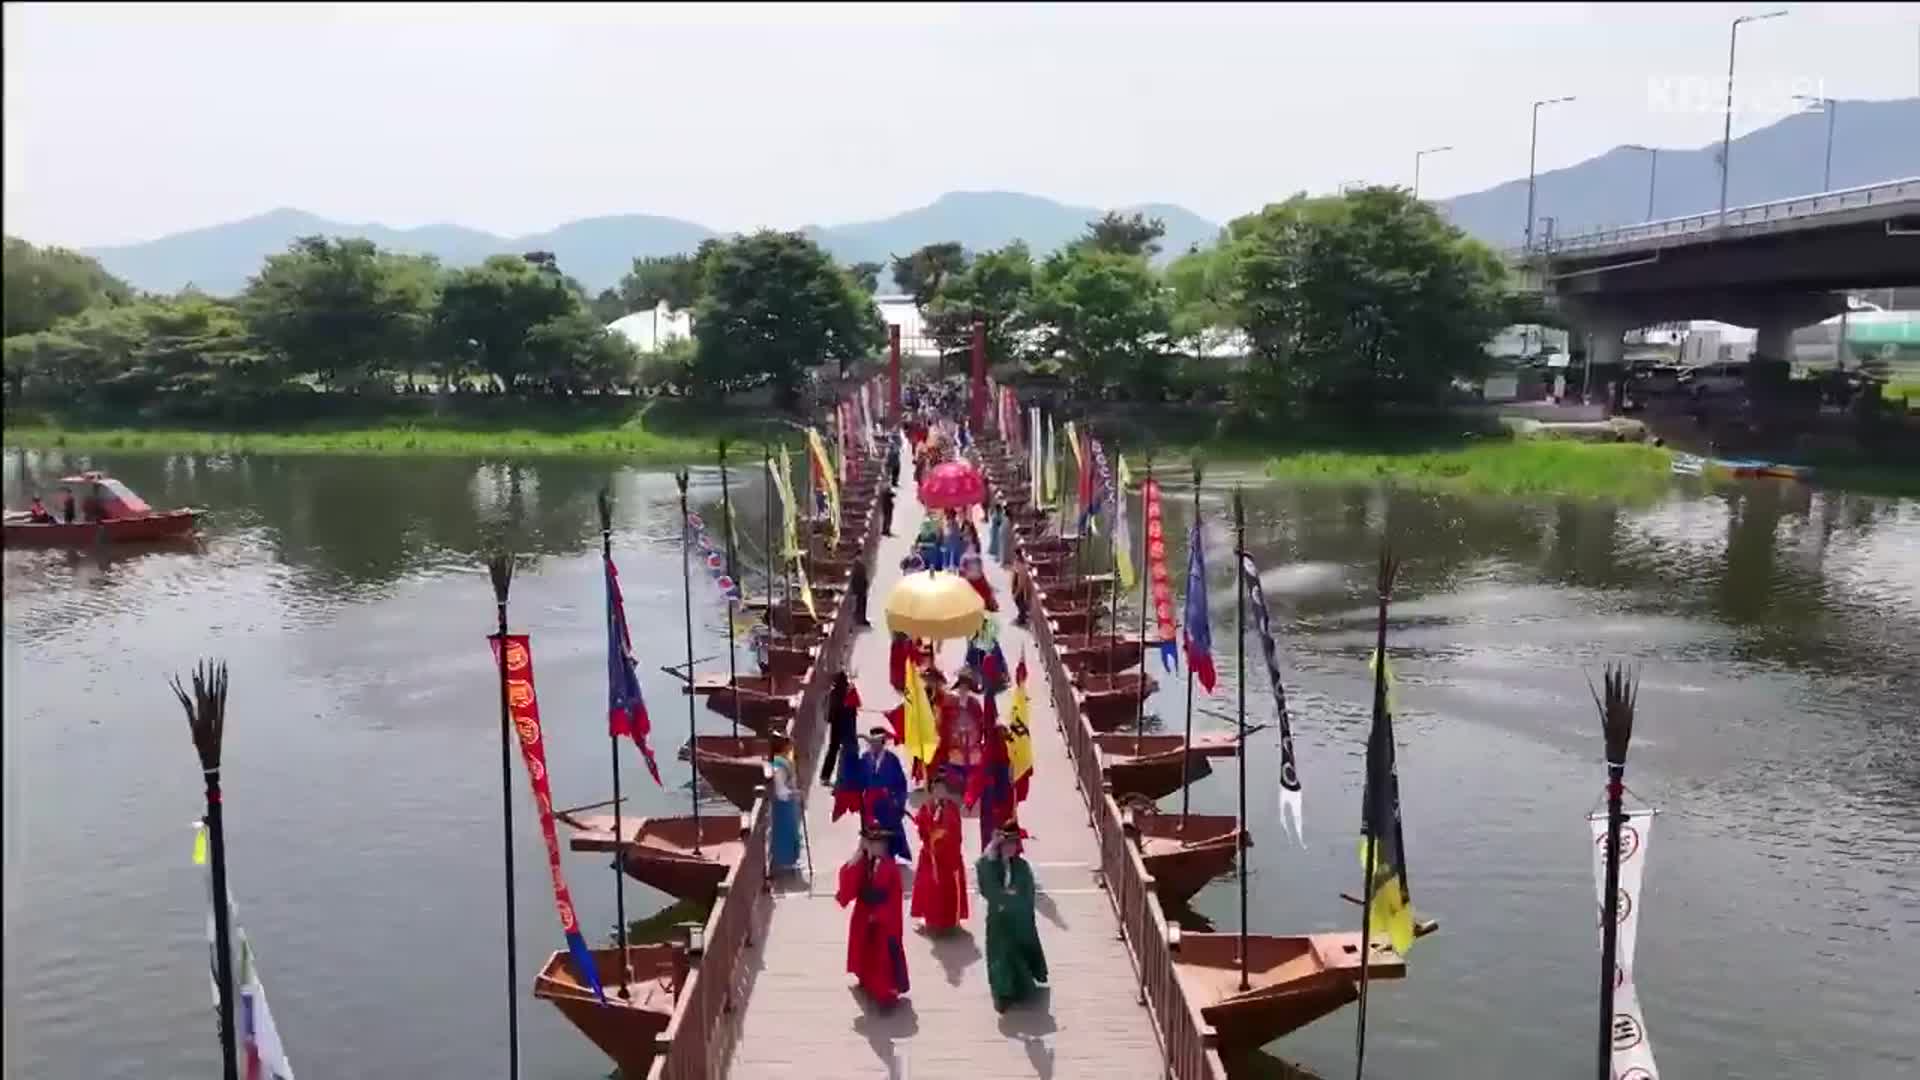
[606,556,662,785]
[1183,519,1216,691]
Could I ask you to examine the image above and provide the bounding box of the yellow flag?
[772,447,800,558]
[806,427,841,546]
[192,820,208,866]
[903,661,939,765]
[1008,683,1034,789]
[1358,837,1417,954]
[1112,455,1137,590]
[1367,648,1398,715]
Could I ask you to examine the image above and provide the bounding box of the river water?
[3,448,1916,1080]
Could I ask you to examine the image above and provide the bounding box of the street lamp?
[1623,144,1659,221]
[1413,145,1453,199]
[1792,93,1836,191]
[1525,96,1576,251]
[1719,10,1790,223]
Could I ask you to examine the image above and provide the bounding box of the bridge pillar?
[1558,301,1635,407]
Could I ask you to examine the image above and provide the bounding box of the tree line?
[3,230,882,417]
[5,185,1515,422]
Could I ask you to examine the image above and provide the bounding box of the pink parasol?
[918,460,986,509]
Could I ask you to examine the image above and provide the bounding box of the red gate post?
[888,324,902,424]
[969,319,987,434]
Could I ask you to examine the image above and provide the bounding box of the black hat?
[861,825,894,840]
[865,725,891,741]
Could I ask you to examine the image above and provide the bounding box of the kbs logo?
[1646,75,1827,119]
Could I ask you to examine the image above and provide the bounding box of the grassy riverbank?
[1261,439,1676,500]
[2,399,795,461]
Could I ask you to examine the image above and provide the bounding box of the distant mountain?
[805,191,1219,269]
[1440,96,1920,249]
[84,208,718,296]
[83,193,1219,296]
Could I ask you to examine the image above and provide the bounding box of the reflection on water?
[4,448,1917,1079]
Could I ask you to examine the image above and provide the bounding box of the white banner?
[1589,808,1659,1080]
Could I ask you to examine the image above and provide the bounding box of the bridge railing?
[1510,175,1920,258]
[1029,583,1230,1080]
[646,463,880,1080]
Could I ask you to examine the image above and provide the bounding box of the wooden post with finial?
[486,552,521,1079]
[174,660,238,1080]
[1232,487,1249,992]
[720,439,740,739]
[1594,663,1639,1080]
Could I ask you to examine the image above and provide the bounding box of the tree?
[618,254,705,314]
[925,242,1035,371]
[241,236,436,389]
[525,310,637,393]
[3,235,132,337]
[889,242,967,311]
[435,254,580,391]
[848,261,885,294]
[1221,186,1507,411]
[1030,246,1172,397]
[1081,211,1167,258]
[589,287,627,324]
[693,230,884,405]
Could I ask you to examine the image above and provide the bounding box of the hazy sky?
[6,2,1919,247]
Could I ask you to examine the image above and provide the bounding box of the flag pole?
[174,660,238,1080]
[1595,663,1638,1080]
[487,553,521,1080]
[676,471,702,855]
[720,440,740,739]
[1355,548,1397,1080]
[1181,460,1200,827]
[597,492,633,999]
[1232,487,1249,992]
[1134,454,1152,745]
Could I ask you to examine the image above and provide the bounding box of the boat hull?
[534,945,681,1080]
[1130,812,1246,906]
[681,736,772,810]
[565,813,749,904]
[3,509,198,547]
[1173,931,1404,1052]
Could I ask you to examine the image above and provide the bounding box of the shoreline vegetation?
[8,405,1916,499]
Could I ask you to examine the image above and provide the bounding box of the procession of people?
[768,387,1050,1017]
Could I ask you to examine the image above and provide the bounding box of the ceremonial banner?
[1087,437,1112,536]
[1238,553,1304,845]
[772,447,817,620]
[195,825,295,1079]
[604,554,662,785]
[1591,810,1660,1080]
[686,509,749,639]
[806,427,841,545]
[1042,417,1056,505]
[1144,479,1178,670]
[490,634,607,1002]
[1182,517,1216,691]
[1009,652,1035,801]
[1112,456,1137,591]
[903,660,939,767]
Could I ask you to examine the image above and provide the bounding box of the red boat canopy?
[57,473,152,516]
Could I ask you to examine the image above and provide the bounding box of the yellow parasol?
[884,570,986,640]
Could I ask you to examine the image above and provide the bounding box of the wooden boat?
[680,735,771,811]
[1125,806,1248,907]
[762,640,816,678]
[1075,671,1159,732]
[1096,732,1238,801]
[4,472,199,547]
[1020,535,1080,558]
[561,811,748,904]
[534,944,685,1080]
[1169,930,1404,1054]
[680,673,803,732]
[1034,577,1112,606]
[1047,604,1109,636]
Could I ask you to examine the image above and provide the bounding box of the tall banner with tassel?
[1590,809,1659,1080]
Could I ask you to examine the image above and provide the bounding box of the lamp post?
[1525,96,1576,251]
[1413,145,1453,199]
[1792,94,1836,190]
[1719,10,1791,223]
[1623,144,1659,221]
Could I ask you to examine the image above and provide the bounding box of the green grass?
[1884,379,1920,403]
[1259,438,1677,501]
[1,399,795,460]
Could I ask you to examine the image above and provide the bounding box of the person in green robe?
[977,819,1048,1012]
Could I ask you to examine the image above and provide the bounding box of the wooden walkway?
[729,449,1165,1079]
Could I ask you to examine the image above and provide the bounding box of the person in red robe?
[965,722,1016,854]
[933,676,986,794]
[836,826,910,1008]
[910,775,969,933]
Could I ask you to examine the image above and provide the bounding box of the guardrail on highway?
[1508,176,1920,259]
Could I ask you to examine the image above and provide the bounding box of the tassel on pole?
[486,550,521,1079]
[1591,662,1639,1080]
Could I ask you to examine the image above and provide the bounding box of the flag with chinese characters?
[1008,652,1036,801]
